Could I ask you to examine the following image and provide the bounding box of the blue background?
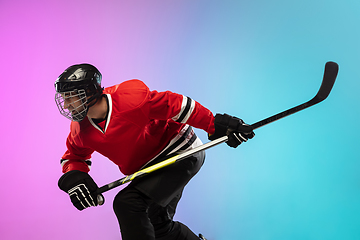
[0,0,359,239]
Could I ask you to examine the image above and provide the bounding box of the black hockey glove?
[209,113,255,148]
[58,170,104,211]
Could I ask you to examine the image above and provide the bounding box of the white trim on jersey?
[146,125,190,162]
[60,159,69,168]
[60,159,92,170]
[177,133,203,153]
[88,94,113,134]
[105,94,113,132]
[161,125,194,154]
[171,96,196,124]
[139,124,201,170]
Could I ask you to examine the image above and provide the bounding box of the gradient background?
[1,0,359,239]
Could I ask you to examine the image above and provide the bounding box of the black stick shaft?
[252,61,338,129]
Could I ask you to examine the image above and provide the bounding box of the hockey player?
[55,63,254,240]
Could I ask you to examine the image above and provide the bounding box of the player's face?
[62,92,86,114]
[55,89,89,122]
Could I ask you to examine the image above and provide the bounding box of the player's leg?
[113,150,205,240]
[148,192,200,240]
[144,150,205,240]
[113,188,155,239]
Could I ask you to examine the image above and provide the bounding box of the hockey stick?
[250,61,338,129]
[96,61,338,204]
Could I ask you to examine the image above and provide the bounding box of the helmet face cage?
[55,89,88,122]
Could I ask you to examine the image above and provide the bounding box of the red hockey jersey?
[61,79,215,175]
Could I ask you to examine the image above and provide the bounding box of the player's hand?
[208,113,255,148]
[58,170,103,210]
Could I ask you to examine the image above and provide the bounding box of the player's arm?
[58,132,103,210]
[147,90,215,132]
[147,90,254,148]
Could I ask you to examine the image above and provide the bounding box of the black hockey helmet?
[55,63,104,122]
[55,63,103,96]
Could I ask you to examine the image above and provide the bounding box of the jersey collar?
[88,94,112,134]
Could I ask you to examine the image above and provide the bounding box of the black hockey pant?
[113,151,205,240]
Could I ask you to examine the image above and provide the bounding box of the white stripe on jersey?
[172,96,195,123]
[88,94,113,134]
[60,159,92,170]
